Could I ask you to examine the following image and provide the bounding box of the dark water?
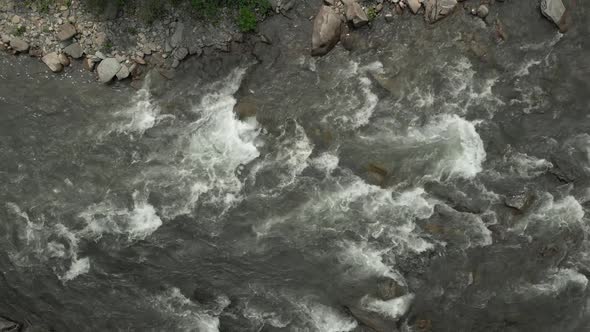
[1,1,590,331]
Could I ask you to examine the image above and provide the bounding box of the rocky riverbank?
[0,0,570,89]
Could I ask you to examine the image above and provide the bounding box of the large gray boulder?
[170,22,184,48]
[343,0,369,28]
[424,0,457,23]
[311,5,343,56]
[63,42,83,59]
[97,58,121,83]
[540,0,566,30]
[42,52,64,72]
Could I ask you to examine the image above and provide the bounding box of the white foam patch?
[513,194,585,234]
[322,60,379,129]
[360,293,415,320]
[113,76,165,136]
[79,191,162,240]
[298,301,358,332]
[152,288,229,332]
[310,152,340,174]
[61,257,90,282]
[517,268,588,298]
[505,151,553,178]
[148,68,261,218]
[406,115,486,180]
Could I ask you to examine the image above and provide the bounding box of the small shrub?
[15,26,26,36]
[367,7,377,21]
[237,7,257,32]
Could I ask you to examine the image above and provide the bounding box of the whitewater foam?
[79,192,162,241]
[360,293,415,320]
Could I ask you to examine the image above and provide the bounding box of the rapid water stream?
[1,1,590,331]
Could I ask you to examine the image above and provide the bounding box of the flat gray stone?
[42,52,64,72]
[116,64,129,80]
[57,23,76,41]
[97,57,121,83]
[63,42,83,58]
[10,37,29,53]
[541,0,565,26]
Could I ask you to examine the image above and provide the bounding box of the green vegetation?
[22,0,271,32]
[367,7,378,21]
[14,26,26,36]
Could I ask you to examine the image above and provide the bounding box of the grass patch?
[14,26,27,36]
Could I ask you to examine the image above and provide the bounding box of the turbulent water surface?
[1,1,590,331]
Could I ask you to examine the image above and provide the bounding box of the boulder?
[376,278,404,300]
[56,23,76,41]
[347,306,398,332]
[63,42,83,58]
[170,21,184,48]
[0,316,20,331]
[477,5,488,18]
[116,64,129,80]
[58,53,70,66]
[83,57,95,71]
[407,0,421,14]
[343,0,369,28]
[311,5,343,56]
[96,57,121,83]
[9,37,29,53]
[42,52,64,72]
[424,0,457,23]
[540,0,566,30]
[173,47,188,61]
[234,97,258,119]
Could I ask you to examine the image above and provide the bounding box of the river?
[1,1,590,331]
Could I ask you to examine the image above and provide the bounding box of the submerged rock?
[0,316,20,331]
[540,0,566,31]
[311,5,343,56]
[347,305,398,332]
[424,0,457,23]
[97,58,121,83]
[42,52,63,72]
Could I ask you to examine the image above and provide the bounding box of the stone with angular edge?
[57,23,76,41]
[311,5,343,56]
[96,58,121,83]
[42,52,64,72]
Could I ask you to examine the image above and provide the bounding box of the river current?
[1,1,590,331]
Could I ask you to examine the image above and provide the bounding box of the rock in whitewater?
[56,23,76,41]
[376,278,404,300]
[9,37,29,53]
[63,42,83,59]
[0,316,20,331]
[234,97,258,120]
[540,0,566,30]
[97,58,121,83]
[42,52,64,72]
[311,5,343,56]
[347,305,398,332]
[424,0,457,23]
[343,0,369,28]
[116,64,130,80]
[407,0,422,14]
